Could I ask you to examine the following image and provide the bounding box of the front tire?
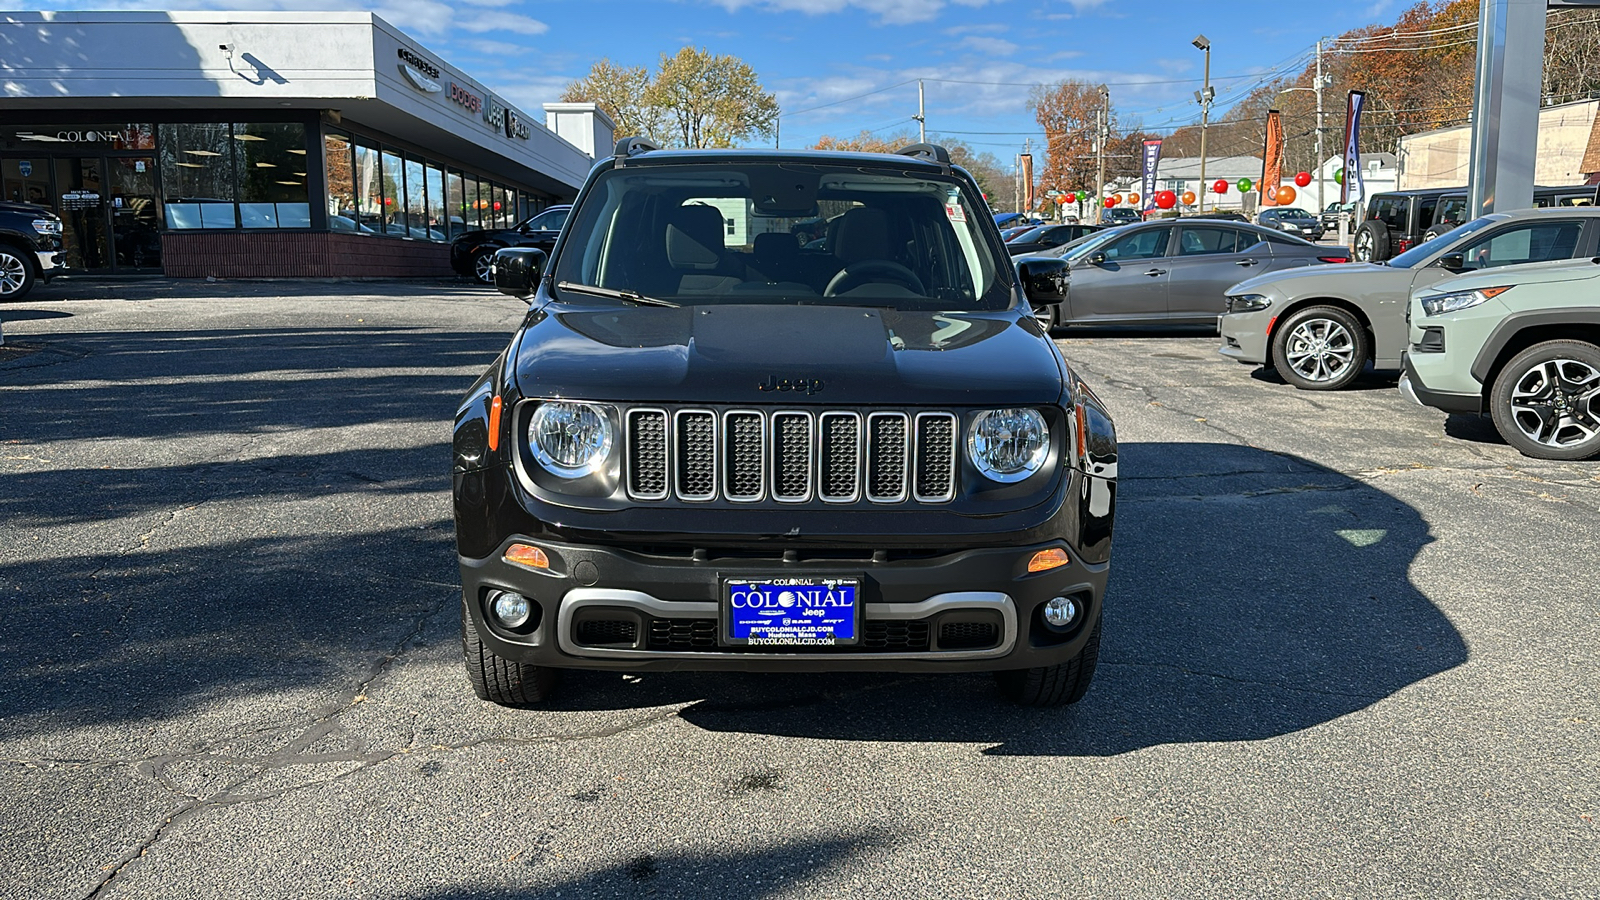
[470,248,497,285]
[1489,340,1600,461]
[462,597,557,706]
[993,620,1101,707]
[1271,305,1369,391]
[0,247,36,302]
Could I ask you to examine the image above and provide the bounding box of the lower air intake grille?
[575,619,638,646]
[938,621,999,650]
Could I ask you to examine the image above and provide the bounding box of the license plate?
[723,577,860,646]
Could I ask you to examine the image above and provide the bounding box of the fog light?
[490,591,532,628]
[1027,548,1071,573]
[503,543,549,570]
[1043,596,1079,628]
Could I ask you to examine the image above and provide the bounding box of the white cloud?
[709,0,946,26]
[959,35,1018,56]
[943,22,1007,36]
[456,10,548,35]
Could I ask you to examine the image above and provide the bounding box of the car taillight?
[1318,255,1350,263]
[1396,239,1415,253]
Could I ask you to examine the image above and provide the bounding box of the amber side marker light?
[503,543,550,569]
[487,396,503,452]
[1027,548,1071,573]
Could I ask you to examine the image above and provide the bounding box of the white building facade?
[0,11,612,277]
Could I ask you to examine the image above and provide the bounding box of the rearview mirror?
[1016,256,1069,305]
[493,247,547,298]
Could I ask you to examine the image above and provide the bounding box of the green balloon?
[1237,178,1253,193]
[1334,168,1345,185]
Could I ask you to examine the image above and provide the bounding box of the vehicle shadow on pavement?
[1248,365,1399,392]
[561,442,1467,757]
[404,834,880,900]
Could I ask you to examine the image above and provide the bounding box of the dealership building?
[0,11,614,278]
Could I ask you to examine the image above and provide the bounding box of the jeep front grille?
[625,408,959,505]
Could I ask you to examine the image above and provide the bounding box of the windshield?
[1055,226,1129,261]
[553,162,1007,310]
[1008,225,1047,243]
[1276,207,1313,218]
[1387,215,1505,268]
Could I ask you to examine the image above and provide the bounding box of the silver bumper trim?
[1397,373,1423,406]
[557,588,1017,661]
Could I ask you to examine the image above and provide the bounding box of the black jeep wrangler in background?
[1355,184,1597,262]
[451,140,1118,708]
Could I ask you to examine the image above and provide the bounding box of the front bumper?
[35,250,61,276]
[1218,309,1272,364]
[460,535,1107,673]
[1400,353,1481,414]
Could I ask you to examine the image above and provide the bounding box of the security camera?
[218,43,234,55]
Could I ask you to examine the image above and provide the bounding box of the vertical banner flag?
[1261,110,1284,206]
[1342,91,1366,205]
[1020,153,1034,213]
[1141,140,1163,210]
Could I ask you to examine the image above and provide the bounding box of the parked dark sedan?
[1028,219,1350,331]
[1257,207,1325,241]
[1006,223,1100,256]
[450,204,571,283]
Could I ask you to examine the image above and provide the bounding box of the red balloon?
[1294,171,1312,188]
[1213,179,1229,194]
[1064,192,1076,203]
[1156,190,1177,210]
[1104,197,1116,209]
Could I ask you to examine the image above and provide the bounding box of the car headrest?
[753,232,800,266]
[832,207,894,265]
[666,205,726,270]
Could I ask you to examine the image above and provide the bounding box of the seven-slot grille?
[626,408,959,504]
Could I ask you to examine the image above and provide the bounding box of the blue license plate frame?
[722,576,862,647]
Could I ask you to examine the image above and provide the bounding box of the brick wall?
[161,232,454,279]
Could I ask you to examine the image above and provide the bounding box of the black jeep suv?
[1355,185,1597,262]
[450,204,571,284]
[451,140,1118,707]
[0,201,65,301]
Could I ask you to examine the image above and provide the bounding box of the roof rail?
[895,142,952,171]
[613,136,661,166]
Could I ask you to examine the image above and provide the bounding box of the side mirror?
[1435,253,1465,270]
[1085,251,1107,266]
[493,247,547,298]
[1016,256,1069,306]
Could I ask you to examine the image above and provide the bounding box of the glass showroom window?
[355,140,381,232]
[381,148,406,236]
[425,163,447,240]
[446,170,467,236]
[236,123,310,228]
[493,183,513,229]
[404,154,429,239]
[324,131,359,233]
[463,176,484,230]
[159,123,237,229]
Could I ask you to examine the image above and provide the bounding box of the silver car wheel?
[472,250,496,283]
[1509,358,1600,448]
[1352,229,1372,262]
[0,252,27,296]
[1284,318,1357,383]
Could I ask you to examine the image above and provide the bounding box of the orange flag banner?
[1261,109,1285,206]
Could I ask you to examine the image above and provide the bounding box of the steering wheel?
[824,260,926,297]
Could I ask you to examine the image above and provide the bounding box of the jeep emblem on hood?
[758,376,824,394]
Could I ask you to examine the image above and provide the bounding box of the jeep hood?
[511,303,1066,406]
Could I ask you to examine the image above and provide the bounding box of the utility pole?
[775,115,780,149]
[1194,35,1213,214]
[1315,38,1326,214]
[1095,85,1109,220]
[915,80,926,144]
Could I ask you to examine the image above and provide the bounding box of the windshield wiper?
[556,281,680,308]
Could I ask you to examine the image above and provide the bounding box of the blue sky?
[39,0,1402,155]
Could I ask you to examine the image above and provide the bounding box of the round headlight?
[967,408,1050,483]
[528,401,613,478]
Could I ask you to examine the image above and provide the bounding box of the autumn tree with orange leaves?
[811,131,1008,201]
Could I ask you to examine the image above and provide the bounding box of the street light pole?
[1096,85,1109,220]
[1194,35,1212,214]
[1315,38,1326,213]
[915,80,926,144]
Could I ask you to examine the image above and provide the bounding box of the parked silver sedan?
[1024,219,1349,331]
[1219,207,1600,390]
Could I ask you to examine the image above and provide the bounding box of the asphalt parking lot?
[2,280,1596,899]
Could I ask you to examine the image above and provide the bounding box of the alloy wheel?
[473,251,495,283]
[0,253,26,296]
[1284,318,1357,383]
[1032,303,1056,332]
[1353,230,1372,261]
[1509,358,1600,449]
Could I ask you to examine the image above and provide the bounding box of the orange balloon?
[1276,185,1297,205]
[1182,191,1196,205]
[1111,194,1123,204]
[1127,193,1140,206]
